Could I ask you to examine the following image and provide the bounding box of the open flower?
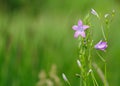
[72,20,89,38]
[94,40,108,51]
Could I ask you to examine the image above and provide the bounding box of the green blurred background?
[0,0,120,86]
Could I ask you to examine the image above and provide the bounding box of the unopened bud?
[62,73,68,82]
[87,69,92,76]
[77,60,81,68]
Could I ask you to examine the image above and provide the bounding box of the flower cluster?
[63,8,114,86]
[72,9,108,51]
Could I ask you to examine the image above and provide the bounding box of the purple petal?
[96,40,102,45]
[78,20,83,26]
[83,25,89,30]
[99,42,107,49]
[72,25,78,30]
[100,45,107,50]
[98,43,106,48]
[80,31,86,38]
[94,40,108,51]
[74,31,86,38]
[74,31,81,38]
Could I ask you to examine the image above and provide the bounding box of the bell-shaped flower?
[72,20,89,38]
[94,40,108,51]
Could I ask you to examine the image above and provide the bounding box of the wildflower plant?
[62,8,115,86]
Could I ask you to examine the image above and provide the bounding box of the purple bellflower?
[72,20,89,38]
[94,40,108,51]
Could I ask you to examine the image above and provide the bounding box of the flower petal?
[98,42,107,48]
[72,25,78,30]
[94,40,108,51]
[74,31,81,38]
[80,31,86,38]
[83,25,89,30]
[78,20,83,26]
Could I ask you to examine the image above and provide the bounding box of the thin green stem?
[78,38,87,86]
[95,51,108,86]
[92,76,96,86]
[96,51,105,62]
[91,72,99,86]
[80,78,82,86]
[67,81,72,86]
[104,63,107,86]
[83,79,87,86]
[97,15,107,41]
[101,25,107,41]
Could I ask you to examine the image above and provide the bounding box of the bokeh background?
[0,0,120,86]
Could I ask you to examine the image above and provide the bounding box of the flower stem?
[67,81,72,86]
[98,16,107,41]
[101,25,107,41]
[91,72,99,86]
[104,63,107,86]
[83,79,87,86]
[96,51,105,62]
